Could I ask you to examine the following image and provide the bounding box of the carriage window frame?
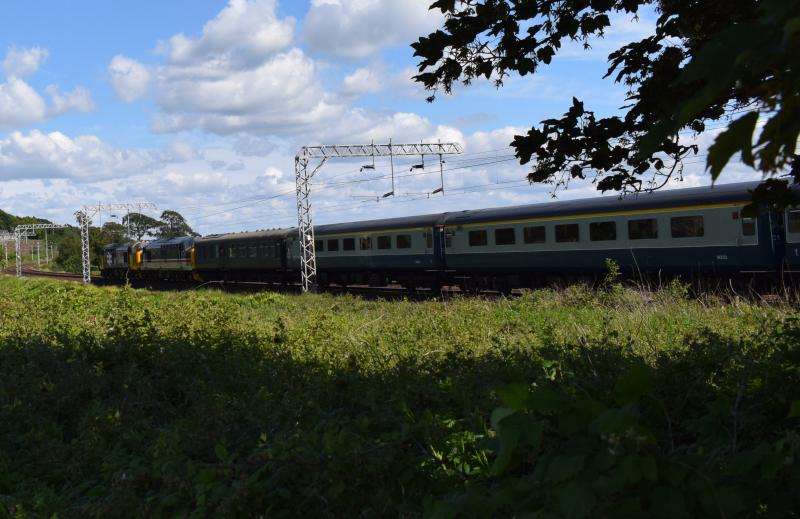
[468,230,488,247]
[523,226,546,244]
[396,235,412,249]
[494,228,516,246]
[343,238,355,251]
[377,236,392,250]
[314,240,324,252]
[628,218,659,240]
[589,221,617,242]
[555,223,580,243]
[741,216,756,236]
[788,210,800,234]
[327,239,339,252]
[670,215,704,238]
[360,237,372,250]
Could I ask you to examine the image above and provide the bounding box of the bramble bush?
[0,277,797,517]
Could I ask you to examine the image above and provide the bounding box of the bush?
[0,278,796,517]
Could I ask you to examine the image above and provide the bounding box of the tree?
[157,210,199,239]
[100,222,127,243]
[123,212,161,240]
[412,0,800,206]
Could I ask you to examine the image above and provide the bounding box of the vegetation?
[0,277,797,516]
[1,206,197,273]
[413,0,800,205]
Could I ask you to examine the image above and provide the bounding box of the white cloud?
[0,78,47,129]
[154,48,344,135]
[0,47,94,129]
[305,0,442,58]
[108,55,151,102]
[46,85,95,115]
[2,46,48,77]
[0,130,158,182]
[162,0,294,69]
[341,66,383,97]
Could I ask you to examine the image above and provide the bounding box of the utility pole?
[0,232,14,270]
[294,141,462,292]
[75,202,156,283]
[13,224,69,277]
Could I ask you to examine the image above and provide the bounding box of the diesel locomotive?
[101,181,800,290]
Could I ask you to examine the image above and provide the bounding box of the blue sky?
[0,0,759,234]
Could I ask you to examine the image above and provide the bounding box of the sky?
[0,0,762,235]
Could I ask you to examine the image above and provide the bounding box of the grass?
[0,276,797,517]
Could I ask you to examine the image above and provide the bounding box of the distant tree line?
[1,207,198,273]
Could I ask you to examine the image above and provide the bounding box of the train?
[100,181,800,290]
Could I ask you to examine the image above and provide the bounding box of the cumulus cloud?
[0,47,94,129]
[341,66,383,97]
[155,47,344,135]
[305,0,442,59]
[2,46,48,77]
[0,78,47,129]
[108,55,151,102]
[162,0,294,69]
[0,130,158,182]
[150,0,346,136]
[46,85,95,115]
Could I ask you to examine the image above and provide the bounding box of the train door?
[770,209,786,271]
[431,225,445,270]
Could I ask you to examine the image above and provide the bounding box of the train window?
[327,239,339,252]
[523,226,546,244]
[249,243,258,258]
[628,219,658,239]
[426,232,433,249]
[469,230,488,246]
[377,236,392,249]
[315,240,324,252]
[788,210,800,233]
[671,216,704,238]
[360,237,372,250]
[445,231,453,248]
[555,224,580,243]
[590,221,617,241]
[495,228,516,245]
[217,245,224,258]
[741,217,756,236]
[343,238,355,251]
[396,235,412,249]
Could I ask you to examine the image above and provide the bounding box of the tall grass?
[0,277,797,517]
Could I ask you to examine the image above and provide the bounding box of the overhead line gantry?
[295,141,462,292]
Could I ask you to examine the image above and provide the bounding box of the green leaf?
[620,455,642,484]
[490,406,515,430]
[650,486,688,518]
[527,386,566,415]
[641,456,658,482]
[788,400,800,418]
[613,363,655,405]
[556,481,595,518]
[706,112,759,180]
[490,420,521,476]
[496,383,529,410]
[546,454,586,483]
[214,444,228,462]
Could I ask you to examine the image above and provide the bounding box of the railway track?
[1,266,86,281]
[3,266,507,299]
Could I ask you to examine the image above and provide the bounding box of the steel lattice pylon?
[13,224,68,277]
[0,233,14,270]
[294,141,463,292]
[75,202,156,283]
